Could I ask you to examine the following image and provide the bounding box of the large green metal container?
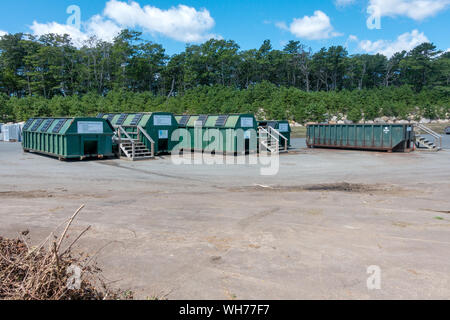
[257,120,291,147]
[99,112,178,154]
[306,123,415,152]
[175,114,258,154]
[22,117,115,160]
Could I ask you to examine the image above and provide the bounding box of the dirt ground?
[0,140,449,300]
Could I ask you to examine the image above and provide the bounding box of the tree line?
[0,30,449,123]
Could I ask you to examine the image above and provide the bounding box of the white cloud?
[84,15,122,42]
[29,0,217,46]
[369,0,450,20]
[436,48,450,57]
[345,34,359,48]
[277,10,342,40]
[0,30,8,36]
[335,0,357,7]
[103,0,217,42]
[30,15,121,47]
[30,21,90,46]
[275,22,288,30]
[358,29,429,57]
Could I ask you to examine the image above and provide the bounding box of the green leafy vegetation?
[0,30,449,123]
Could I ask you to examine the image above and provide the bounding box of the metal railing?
[116,125,155,159]
[259,127,278,153]
[258,126,288,154]
[137,125,155,158]
[268,127,288,152]
[117,125,136,159]
[415,124,442,150]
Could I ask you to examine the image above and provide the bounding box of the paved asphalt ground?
[0,139,449,299]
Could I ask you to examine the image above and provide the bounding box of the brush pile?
[0,205,129,300]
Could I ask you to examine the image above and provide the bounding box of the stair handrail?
[415,124,442,149]
[417,123,442,138]
[268,127,288,152]
[137,125,155,158]
[258,126,280,154]
[117,125,136,159]
[258,126,279,142]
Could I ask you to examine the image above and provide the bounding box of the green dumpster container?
[22,117,115,160]
[175,114,258,154]
[306,123,415,152]
[257,120,291,147]
[99,112,178,154]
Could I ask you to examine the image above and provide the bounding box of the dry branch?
[0,205,131,300]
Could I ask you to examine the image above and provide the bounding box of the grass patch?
[291,126,307,138]
[420,123,449,135]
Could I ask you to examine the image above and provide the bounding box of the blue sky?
[0,0,449,56]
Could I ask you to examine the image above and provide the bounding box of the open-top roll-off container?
[306,123,415,152]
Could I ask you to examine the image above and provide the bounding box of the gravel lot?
[0,140,449,299]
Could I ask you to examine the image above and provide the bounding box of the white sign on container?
[279,123,289,132]
[77,121,104,134]
[241,117,254,128]
[154,115,172,126]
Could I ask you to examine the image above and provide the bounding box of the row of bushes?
[1,83,449,123]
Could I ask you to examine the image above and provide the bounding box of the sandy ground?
[0,140,449,300]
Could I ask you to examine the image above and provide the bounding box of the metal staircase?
[119,140,154,160]
[414,124,442,151]
[258,126,288,154]
[116,125,155,161]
